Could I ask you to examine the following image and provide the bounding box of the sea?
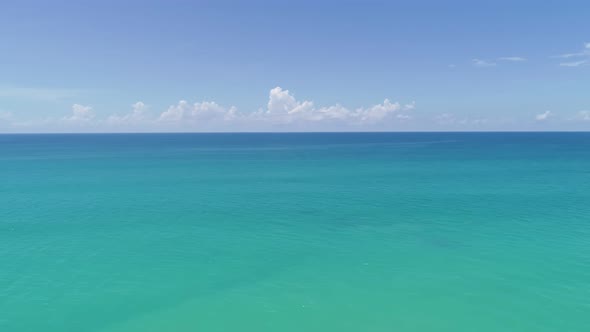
[1,132,589,331]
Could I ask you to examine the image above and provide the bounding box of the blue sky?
[0,0,589,132]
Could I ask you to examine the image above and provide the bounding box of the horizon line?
[1,130,590,135]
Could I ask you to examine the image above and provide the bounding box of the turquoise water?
[1,132,590,331]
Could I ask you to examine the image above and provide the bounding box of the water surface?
[1,132,590,331]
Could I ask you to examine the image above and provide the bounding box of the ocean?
[1,132,589,331]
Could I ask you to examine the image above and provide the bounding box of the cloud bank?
[4,84,589,132]
[5,87,415,132]
[126,87,415,132]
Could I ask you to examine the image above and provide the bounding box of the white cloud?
[555,53,586,59]
[404,101,416,110]
[472,59,496,67]
[3,87,415,132]
[158,100,238,123]
[498,56,526,62]
[535,111,552,121]
[107,101,148,125]
[470,56,525,67]
[153,87,413,131]
[554,42,590,66]
[256,87,412,126]
[559,60,587,67]
[62,104,94,123]
[8,104,97,132]
[358,99,402,122]
[159,100,189,122]
[266,87,311,114]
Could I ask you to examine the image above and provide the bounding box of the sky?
[0,0,589,132]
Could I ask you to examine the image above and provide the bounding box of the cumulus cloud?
[255,87,412,126]
[356,99,404,122]
[62,104,94,123]
[472,59,496,67]
[158,100,237,124]
[7,104,96,132]
[154,87,413,131]
[107,101,147,125]
[535,111,552,121]
[3,87,415,132]
[266,86,312,115]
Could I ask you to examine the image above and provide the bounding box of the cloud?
[107,101,148,126]
[2,87,415,132]
[62,104,95,123]
[266,86,311,115]
[357,98,404,123]
[535,111,552,121]
[153,87,414,131]
[256,87,412,126]
[554,42,590,66]
[577,110,590,121]
[158,100,238,123]
[434,113,488,126]
[7,104,96,132]
[471,57,525,67]
[555,53,586,59]
[472,59,496,67]
[435,113,455,125]
[404,101,416,110]
[498,56,526,62]
[559,60,587,67]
